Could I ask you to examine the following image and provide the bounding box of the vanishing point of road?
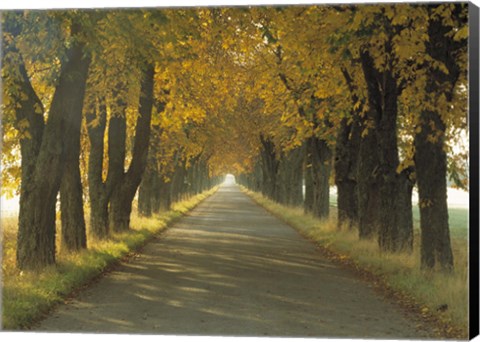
[35,184,433,338]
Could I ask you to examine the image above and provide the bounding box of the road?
[35,184,432,338]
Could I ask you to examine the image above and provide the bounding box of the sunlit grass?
[243,188,468,338]
[1,187,218,330]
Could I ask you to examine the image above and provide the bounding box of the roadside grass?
[243,188,468,339]
[1,187,217,330]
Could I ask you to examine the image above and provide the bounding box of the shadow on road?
[35,185,432,338]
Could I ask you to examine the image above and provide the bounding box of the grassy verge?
[1,187,218,330]
[242,187,468,339]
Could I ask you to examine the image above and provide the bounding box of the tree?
[3,11,92,269]
[413,3,468,271]
[109,64,155,232]
[331,65,365,230]
[85,94,110,239]
[58,20,91,252]
[324,5,419,250]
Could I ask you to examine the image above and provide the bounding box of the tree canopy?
[1,3,469,271]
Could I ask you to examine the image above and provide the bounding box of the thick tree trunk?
[158,176,172,211]
[305,136,332,219]
[335,116,360,228]
[138,118,165,216]
[109,64,155,232]
[3,15,48,268]
[304,150,314,214]
[138,170,154,217]
[59,23,90,251]
[259,135,279,201]
[185,155,201,196]
[86,97,109,239]
[360,49,413,251]
[375,71,406,252]
[60,157,87,252]
[415,112,453,270]
[276,154,288,205]
[395,170,414,252]
[150,172,162,213]
[413,6,464,271]
[138,146,156,218]
[277,146,304,207]
[197,160,208,193]
[6,17,91,269]
[314,138,332,219]
[253,161,263,192]
[170,157,187,204]
[356,126,381,239]
[337,69,362,229]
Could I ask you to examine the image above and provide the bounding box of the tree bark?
[6,17,91,269]
[109,64,155,232]
[395,170,415,252]
[356,123,381,239]
[360,48,413,251]
[59,23,90,252]
[413,5,465,271]
[138,169,154,217]
[158,175,172,211]
[335,116,360,229]
[4,15,48,269]
[259,134,279,201]
[415,111,453,270]
[336,68,362,229]
[304,149,314,214]
[86,97,109,239]
[277,146,304,207]
[170,154,187,204]
[305,136,331,219]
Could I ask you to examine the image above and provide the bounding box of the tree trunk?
[138,170,154,217]
[259,135,279,201]
[395,170,414,252]
[109,64,155,232]
[253,161,262,192]
[86,97,109,239]
[3,15,48,267]
[170,157,187,204]
[277,146,304,207]
[59,23,90,251]
[60,144,87,252]
[413,5,465,271]
[306,136,332,219]
[356,124,381,239]
[360,48,413,251]
[6,16,91,270]
[304,149,314,214]
[335,116,360,229]
[151,172,162,214]
[375,70,404,252]
[415,111,453,270]
[158,175,172,211]
[337,68,362,229]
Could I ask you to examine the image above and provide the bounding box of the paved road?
[35,184,431,338]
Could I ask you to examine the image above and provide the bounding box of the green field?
[328,192,469,240]
[412,206,469,239]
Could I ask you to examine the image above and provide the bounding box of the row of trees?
[2,10,225,270]
[2,4,469,272]
[230,4,468,272]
